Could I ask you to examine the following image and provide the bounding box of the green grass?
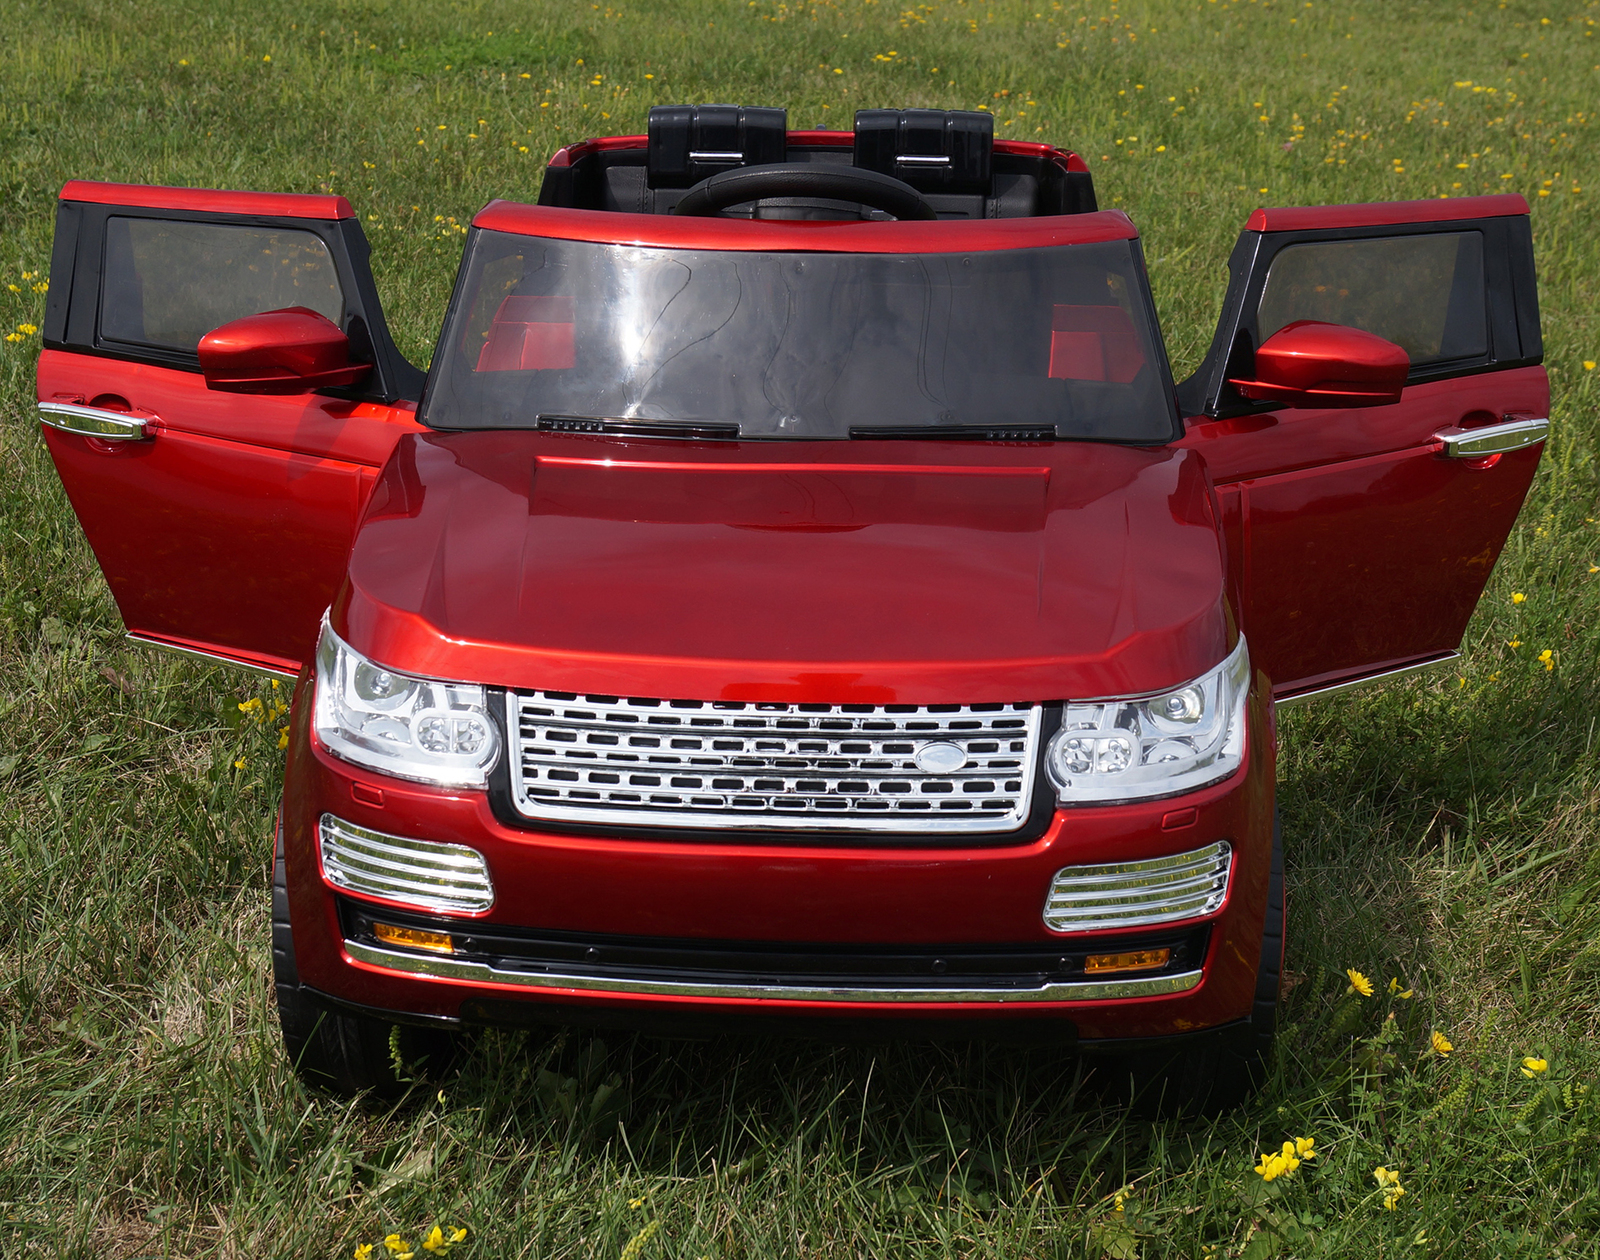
[3,0,1600,1255]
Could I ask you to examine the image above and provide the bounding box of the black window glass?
[1256,231,1487,366]
[100,218,344,353]
[422,231,1179,442]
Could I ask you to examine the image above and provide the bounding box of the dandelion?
[1430,1029,1454,1056]
[1346,968,1374,996]
[1511,591,1527,603]
[1521,1056,1548,1076]
[1538,649,1554,670]
[1374,1165,1405,1209]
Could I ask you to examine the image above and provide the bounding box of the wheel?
[672,162,938,220]
[272,817,457,1097]
[1115,812,1285,1117]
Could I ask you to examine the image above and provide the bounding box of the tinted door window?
[100,218,344,353]
[1256,231,1486,365]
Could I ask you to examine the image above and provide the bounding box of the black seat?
[647,104,788,188]
[852,108,993,195]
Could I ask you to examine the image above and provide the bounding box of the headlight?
[313,619,500,788]
[1046,638,1250,805]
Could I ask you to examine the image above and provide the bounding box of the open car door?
[1176,194,1546,703]
[37,182,426,676]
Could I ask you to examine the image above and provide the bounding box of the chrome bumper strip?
[344,939,1203,1004]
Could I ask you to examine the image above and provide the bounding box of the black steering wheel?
[673,163,938,220]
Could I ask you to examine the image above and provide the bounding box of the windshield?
[421,230,1178,442]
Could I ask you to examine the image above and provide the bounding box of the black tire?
[272,817,457,1097]
[1116,812,1285,1118]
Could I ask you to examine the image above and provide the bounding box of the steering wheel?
[673,163,938,221]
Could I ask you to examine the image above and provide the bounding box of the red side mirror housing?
[1229,319,1409,409]
[198,307,372,394]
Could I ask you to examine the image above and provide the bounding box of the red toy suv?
[36,107,1547,1105]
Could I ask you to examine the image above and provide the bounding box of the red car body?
[36,108,1546,1091]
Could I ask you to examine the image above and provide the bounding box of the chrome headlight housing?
[1046,638,1250,805]
[313,619,500,788]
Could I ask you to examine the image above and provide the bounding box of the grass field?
[3,0,1600,1255]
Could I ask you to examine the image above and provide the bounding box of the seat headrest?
[647,105,789,189]
[852,109,993,195]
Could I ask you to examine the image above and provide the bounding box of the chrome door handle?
[1433,416,1548,458]
[37,401,154,441]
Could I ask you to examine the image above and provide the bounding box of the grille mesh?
[508,692,1041,834]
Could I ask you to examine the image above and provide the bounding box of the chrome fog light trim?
[1044,840,1231,933]
[317,814,494,913]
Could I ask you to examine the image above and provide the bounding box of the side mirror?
[198,307,372,395]
[1228,320,1409,409]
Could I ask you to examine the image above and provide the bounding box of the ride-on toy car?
[36,106,1547,1106]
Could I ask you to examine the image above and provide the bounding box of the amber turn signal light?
[373,922,455,954]
[1084,948,1170,975]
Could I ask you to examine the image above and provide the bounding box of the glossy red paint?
[58,179,355,219]
[334,430,1229,705]
[1230,320,1410,408]
[198,307,373,394]
[472,200,1137,253]
[1244,192,1528,232]
[37,350,423,671]
[279,676,1276,1040]
[1180,366,1549,697]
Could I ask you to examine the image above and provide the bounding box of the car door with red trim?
[1175,194,1546,702]
[38,181,427,676]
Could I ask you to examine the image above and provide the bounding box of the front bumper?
[280,678,1275,1042]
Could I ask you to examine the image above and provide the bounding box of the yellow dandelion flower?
[1521,1056,1548,1076]
[1431,1029,1454,1055]
[1511,591,1526,603]
[1346,968,1374,997]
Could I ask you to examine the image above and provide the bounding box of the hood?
[336,430,1229,704]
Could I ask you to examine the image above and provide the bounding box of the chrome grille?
[1043,841,1232,933]
[507,692,1041,834]
[318,814,495,913]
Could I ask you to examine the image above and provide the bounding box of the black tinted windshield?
[421,230,1178,441]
